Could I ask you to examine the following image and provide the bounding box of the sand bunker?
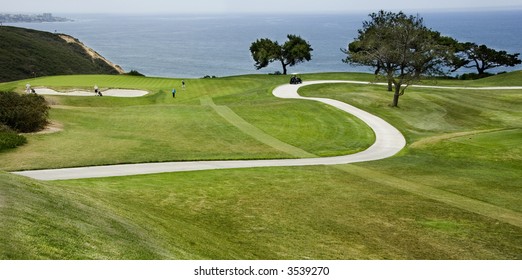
[34,88,148,97]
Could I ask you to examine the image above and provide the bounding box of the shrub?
[126,70,145,76]
[457,72,494,80]
[0,124,27,151]
[0,91,50,133]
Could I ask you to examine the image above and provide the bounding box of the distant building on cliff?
[0,13,71,23]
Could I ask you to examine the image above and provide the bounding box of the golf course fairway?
[1,72,521,259]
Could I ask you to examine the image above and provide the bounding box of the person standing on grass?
[172,88,176,98]
[182,80,186,90]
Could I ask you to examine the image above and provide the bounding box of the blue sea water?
[6,10,522,78]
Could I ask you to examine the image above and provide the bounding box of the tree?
[250,34,313,75]
[453,42,521,76]
[342,11,452,107]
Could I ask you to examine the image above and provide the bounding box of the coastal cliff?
[0,26,124,82]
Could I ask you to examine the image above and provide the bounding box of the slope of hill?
[0,26,124,82]
[0,73,521,259]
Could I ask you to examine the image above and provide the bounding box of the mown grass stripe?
[335,164,522,228]
[200,96,317,158]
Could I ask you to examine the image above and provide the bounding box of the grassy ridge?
[0,27,121,82]
[0,172,169,259]
[1,72,521,259]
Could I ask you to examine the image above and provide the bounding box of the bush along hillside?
[0,26,124,82]
[0,124,26,152]
[0,91,49,151]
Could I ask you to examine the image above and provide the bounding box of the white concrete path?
[14,81,407,180]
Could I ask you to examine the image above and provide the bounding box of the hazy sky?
[2,0,522,14]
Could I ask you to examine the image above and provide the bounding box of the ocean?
[6,10,522,78]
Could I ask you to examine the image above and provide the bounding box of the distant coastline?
[4,11,521,78]
[0,13,71,24]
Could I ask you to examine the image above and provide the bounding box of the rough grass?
[0,172,169,259]
[1,71,521,259]
[2,165,521,259]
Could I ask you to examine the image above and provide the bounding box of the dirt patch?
[25,121,64,135]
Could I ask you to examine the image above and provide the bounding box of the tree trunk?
[474,58,485,75]
[387,71,394,92]
[476,66,484,75]
[281,61,288,75]
[392,84,401,107]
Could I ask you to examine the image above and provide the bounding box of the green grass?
[1,104,295,170]
[1,71,521,259]
[298,81,522,143]
[0,172,169,259]
[0,74,375,170]
[215,96,374,157]
[372,129,522,213]
[2,165,520,259]
[298,76,522,214]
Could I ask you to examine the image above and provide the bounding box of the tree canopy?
[250,34,313,75]
[451,42,521,76]
[342,11,453,107]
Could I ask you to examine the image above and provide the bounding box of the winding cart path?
[14,81,407,180]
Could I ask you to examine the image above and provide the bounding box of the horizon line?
[3,5,522,16]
